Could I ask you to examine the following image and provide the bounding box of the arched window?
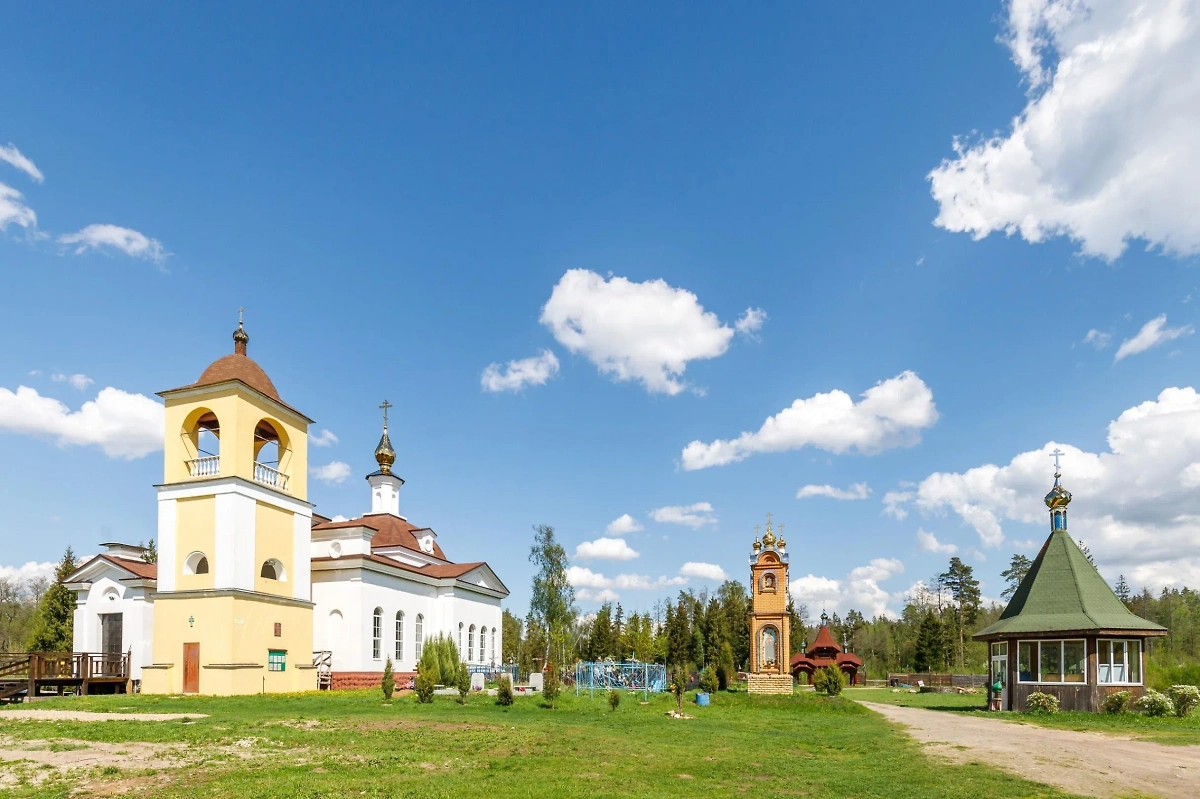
[415,614,424,659]
[395,612,404,661]
[260,559,285,581]
[760,626,779,668]
[491,627,497,662]
[458,622,463,654]
[185,551,210,575]
[468,624,476,662]
[479,627,486,663]
[252,419,290,490]
[761,572,777,591]
[372,608,382,660]
[184,410,221,478]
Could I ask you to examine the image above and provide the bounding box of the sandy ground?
[0,709,207,722]
[860,702,1199,799]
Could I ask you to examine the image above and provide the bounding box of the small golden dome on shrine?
[762,523,776,548]
[753,537,762,552]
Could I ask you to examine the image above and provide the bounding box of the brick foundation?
[746,673,794,695]
[331,671,416,691]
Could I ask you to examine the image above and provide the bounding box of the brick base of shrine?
[746,673,794,695]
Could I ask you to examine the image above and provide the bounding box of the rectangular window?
[1097,639,1143,685]
[268,650,286,672]
[1018,642,1035,682]
[991,642,1008,657]
[1063,640,1085,682]
[1040,641,1062,683]
[1018,640,1087,684]
[395,615,404,662]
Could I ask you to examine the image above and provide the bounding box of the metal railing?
[186,456,220,477]
[254,462,289,490]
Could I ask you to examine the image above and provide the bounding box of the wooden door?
[100,614,123,677]
[183,643,200,694]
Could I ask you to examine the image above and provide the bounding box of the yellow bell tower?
[141,316,317,695]
[747,515,793,695]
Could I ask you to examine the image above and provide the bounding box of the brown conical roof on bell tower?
[187,314,280,401]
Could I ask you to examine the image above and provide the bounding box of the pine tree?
[938,557,981,669]
[27,548,77,652]
[381,657,395,699]
[1000,554,1031,601]
[140,539,158,564]
[1115,575,1131,606]
[913,610,943,673]
[786,596,805,656]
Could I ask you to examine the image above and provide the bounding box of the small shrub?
[381,657,395,700]
[543,666,561,709]
[717,643,735,691]
[608,689,621,711]
[1135,688,1175,717]
[417,641,442,686]
[699,665,719,695]
[414,662,436,704]
[1102,690,1130,714]
[455,662,471,705]
[1166,685,1200,718]
[496,675,514,706]
[812,665,846,697]
[1025,692,1059,714]
[669,666,688,714]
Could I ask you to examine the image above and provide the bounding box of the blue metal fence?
[467,664,519,684]
[574,660,667,700]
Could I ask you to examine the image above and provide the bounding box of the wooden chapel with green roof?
[973,452,1165,712]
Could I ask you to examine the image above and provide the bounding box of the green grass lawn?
[851,687,1200,746]
[0,688,1086,799]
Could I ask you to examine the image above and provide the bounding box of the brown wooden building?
[973,462,1165,712]
[790,613,863,685]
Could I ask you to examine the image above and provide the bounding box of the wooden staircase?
[0,652,131,702]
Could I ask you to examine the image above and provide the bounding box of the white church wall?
[311,567,503,673]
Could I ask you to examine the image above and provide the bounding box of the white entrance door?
[991,654,1008,709]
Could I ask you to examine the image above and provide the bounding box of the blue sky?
[3,1,1200,617]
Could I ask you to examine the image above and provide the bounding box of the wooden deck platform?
[0,652,131,703]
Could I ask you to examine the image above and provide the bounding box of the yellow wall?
[175,496,216,590]
[142,593,315,695]
[254,502,295,596]
[162,384,309,499]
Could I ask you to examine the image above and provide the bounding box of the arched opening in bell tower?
[182,410,221,478]
[253,419,290,490]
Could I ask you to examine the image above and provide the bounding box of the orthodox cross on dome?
[374,400,397,475]
[238,307,244,326]
[1050,447,1064,477]
[232,307,249,354]
[379,399,392,431]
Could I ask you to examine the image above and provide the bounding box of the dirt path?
[860,702,1198,799]
[0,709,206,722]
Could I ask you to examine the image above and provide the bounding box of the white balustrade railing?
[186,456,220,478]
[254,462,289,491]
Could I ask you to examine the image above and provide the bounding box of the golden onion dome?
[1044,479,1072,509]
[762,523,776,548]
[374,428,396,475]
[752,537,762,552]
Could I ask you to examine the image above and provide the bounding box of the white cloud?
[928,0,1200,260]
[796,482,871,501]
[681,371,938,470]
[480,349,560,393]
[310,428,339,447]
[0,561,56,589]
[566,566,611,589]
[789,557,906,618]
[0,143,43,183]
[605,514,643,535]
[567,563,698,600]
[58,224,168,267]
[311,461,352,485]
[0,385,163,459]
[576,587,619,603]
[614,573,688,591]
[916,528,958,555]
[539,269,741,395]
[573,537,640,562]
[1084,329,1112,350]
[883,490,915,520]
[734,307,768,338]
[679,562,727,582]
[903,384,1200,588]
[649,502,717,529]
[0,182,37,231]
[51,373,94,391]
[1114,314,1193,362]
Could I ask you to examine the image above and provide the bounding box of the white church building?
[66,323,508,692]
